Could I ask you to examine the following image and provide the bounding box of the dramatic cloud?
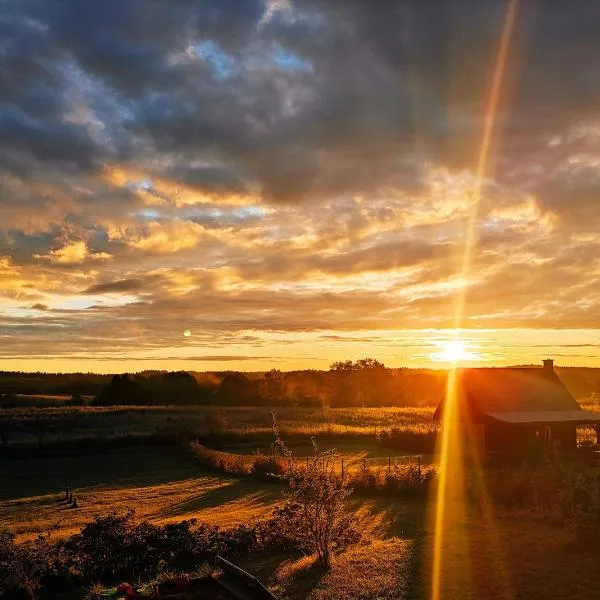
[1,0,599,370]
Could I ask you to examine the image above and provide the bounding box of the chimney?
[543,359,554,372]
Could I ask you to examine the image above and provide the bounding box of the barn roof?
[487,410,600,425]
[433,363,595,423]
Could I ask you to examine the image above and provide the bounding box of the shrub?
[562,469,600,548]
[469,464,565,512]
[187,441,250,476]
[0,532,58,595]
[383,463,434,498]
[249,455,287,482]
[0,531,29,593]
[348,462,381,493]
[273,419,360,569]
[1,507,315,596]
[467,460,600,549]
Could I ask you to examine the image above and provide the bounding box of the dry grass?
[0,405,437,446]
[240,507,600,600]
[0,447,282,541]
[5,402,600,599]
[5,442,600,599]
[268,539,414,600]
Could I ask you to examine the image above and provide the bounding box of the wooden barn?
[433,360,600,460]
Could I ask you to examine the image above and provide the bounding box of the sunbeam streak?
[431,1,520,599]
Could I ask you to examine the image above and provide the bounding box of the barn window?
[576,425,598,448]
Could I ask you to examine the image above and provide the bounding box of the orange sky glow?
[1,1,600,373]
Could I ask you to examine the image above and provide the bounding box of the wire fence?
[252,447,432,477]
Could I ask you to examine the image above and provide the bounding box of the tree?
[215,373,259,405]
[328,358,389,407]
[272,417,359,569]
[93,374,151,406]
[260,369,284,404]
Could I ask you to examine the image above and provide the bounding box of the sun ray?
[431,2,519,599]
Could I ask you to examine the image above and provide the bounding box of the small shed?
[433,360,600,459]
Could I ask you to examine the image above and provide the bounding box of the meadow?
[0,404,438,455]
[3,402,600,599]
[4,443,600,599]
[0,446,283,541]
[0,405,436,542]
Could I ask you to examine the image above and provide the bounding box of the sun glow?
[431,1,519,599]
[432,339,473,363]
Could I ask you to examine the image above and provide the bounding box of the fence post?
[388,457,391,473]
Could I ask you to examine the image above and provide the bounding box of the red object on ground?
[117,583,133,596]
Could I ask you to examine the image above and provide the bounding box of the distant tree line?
[0,371,111,396]
[93,371,214,406]
[91,361,448,408]
[1,364,599,409]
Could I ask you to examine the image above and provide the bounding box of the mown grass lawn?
[0,446,282,540]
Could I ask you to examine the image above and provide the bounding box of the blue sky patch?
[195,40,235,80]
[272,46,313,73]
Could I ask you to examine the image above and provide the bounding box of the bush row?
[186,441,288,481]
[347,463,436,498]
[0,510,302,597]
[186,441,436,497]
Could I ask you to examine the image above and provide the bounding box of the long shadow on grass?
[352,496,428,538]
[0,447,202,501]
[154,477,284,519]
[353,495,429,599]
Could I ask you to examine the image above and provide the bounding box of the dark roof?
[433,366,596,424]
[486,410,600,424]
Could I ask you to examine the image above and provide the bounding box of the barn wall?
[550,424,577,452]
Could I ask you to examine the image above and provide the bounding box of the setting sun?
[3,2,600,600]
[432,340,477,363]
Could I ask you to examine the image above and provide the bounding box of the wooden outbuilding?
[433,360,600,460]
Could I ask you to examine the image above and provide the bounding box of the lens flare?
[183,329,192,338]
[430,1,519,599]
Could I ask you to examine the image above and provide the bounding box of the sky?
[1,0,600,373]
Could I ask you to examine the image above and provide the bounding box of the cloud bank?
[1,0,599,368]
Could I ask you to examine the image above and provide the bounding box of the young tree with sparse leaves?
[271,415,359,569]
